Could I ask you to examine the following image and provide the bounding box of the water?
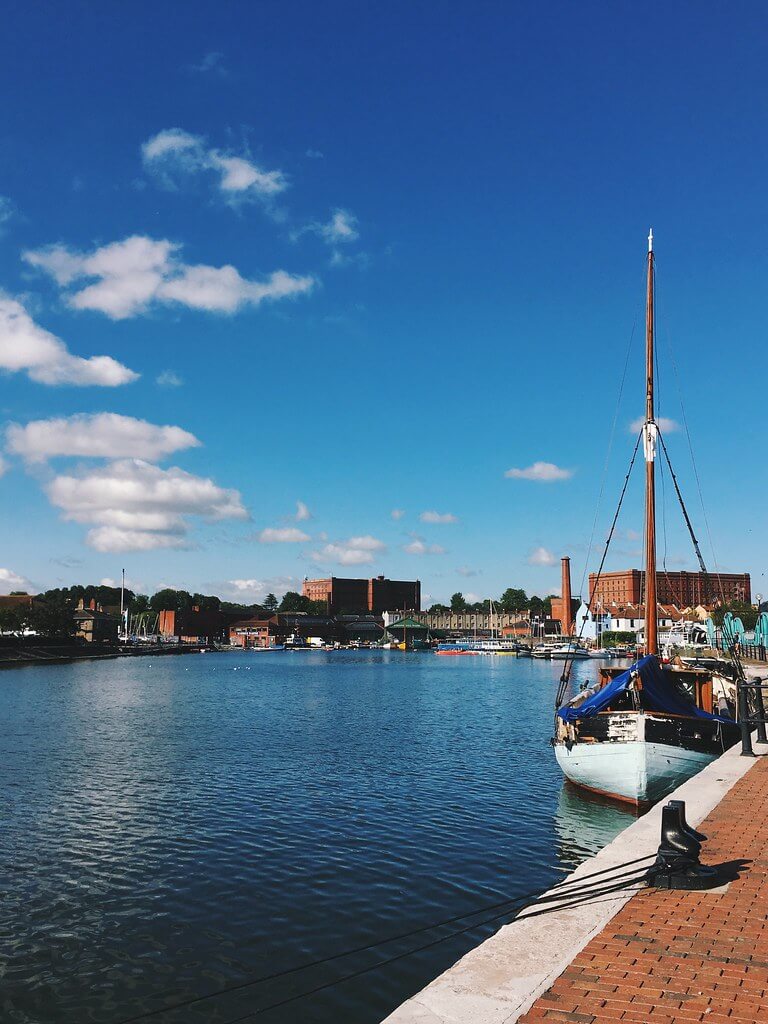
[0,651,636,1024]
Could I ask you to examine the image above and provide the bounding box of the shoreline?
[382,735,764,1024]
[0,642,208,670]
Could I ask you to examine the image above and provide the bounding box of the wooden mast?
[644,229,658,656]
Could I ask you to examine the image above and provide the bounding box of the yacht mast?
[643,229,658,656]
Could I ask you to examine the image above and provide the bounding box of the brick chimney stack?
[561,556,573,636]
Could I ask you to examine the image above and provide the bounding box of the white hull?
[555,737,716,805]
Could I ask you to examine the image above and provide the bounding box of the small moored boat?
[549,643,590,660]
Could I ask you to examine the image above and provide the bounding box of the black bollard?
[739,681,754,757]
[666,799,707,843]
[648,801,719,891]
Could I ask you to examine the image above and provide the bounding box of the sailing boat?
[552,232,740,806]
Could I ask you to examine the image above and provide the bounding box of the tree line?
[427,589,557,617]
[0,584,328,638]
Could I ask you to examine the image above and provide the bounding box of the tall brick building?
[302,576,421,616]
[589,569,751,608]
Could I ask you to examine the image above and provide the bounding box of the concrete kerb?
[382,736,767,1024]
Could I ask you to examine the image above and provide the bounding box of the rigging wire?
[659,314,726,608]
[113,857,653,1024]
[656,445,684,611]
[210,867,653,1024]
[657,431,708,576]
[555,430,643,708]
[657,310,746,674]
[572,315,639,628]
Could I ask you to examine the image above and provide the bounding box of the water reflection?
[554,781,639,871]
[0,651,640,1024]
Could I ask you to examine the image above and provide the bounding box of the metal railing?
[738,677,768,755]
[738,643,767,663]
[713,632,767,662]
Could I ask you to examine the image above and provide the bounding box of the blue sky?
[1,1,765,606]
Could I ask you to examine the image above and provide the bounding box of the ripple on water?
[0,651,635,1023]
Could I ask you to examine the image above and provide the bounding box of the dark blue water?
[0,651,634,1024]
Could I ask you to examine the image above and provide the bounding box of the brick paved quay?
[384,740,768,1024]
[518,755,768,1024]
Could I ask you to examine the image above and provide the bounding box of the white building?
[575,601,689,642]
[574,602,611,642]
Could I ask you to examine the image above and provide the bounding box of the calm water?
[0,651,635,1024]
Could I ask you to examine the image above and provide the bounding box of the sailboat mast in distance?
[643,229,658,656]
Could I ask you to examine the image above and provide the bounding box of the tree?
[450,592,466,612]
[528,595,545,618]
[129,594,150,616]
[279,591,312,613]
[428,603,449,613]
[262,593,279,613]
[149,589,192,613]
[499,588,528,612]
[29,598,76,639]
[600,630,637,648]
[0,606,27,635]
[712,601,758,631]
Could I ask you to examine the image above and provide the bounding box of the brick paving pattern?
[519,756,768,1024]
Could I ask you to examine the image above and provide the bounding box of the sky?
[1,1,766,607]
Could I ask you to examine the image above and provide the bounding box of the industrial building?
[302,575,421,616]
[589,569,751,608]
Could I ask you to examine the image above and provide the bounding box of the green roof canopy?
[387,617,428,630]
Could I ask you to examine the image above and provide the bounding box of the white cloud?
[310,534,385,566]
[345,535,385,550]
[99,575,140,590]
[0,196,16,235]
[45,458,246,552]
[24,236,314,320]
[187,51,228,77]
[219,576,299,602]
[295,500,311,521]
[505,461,573,482]
[311,209,359,244]
[88,527,189,552]
[419,510,458,524]
[6,413,200,463]
[0,568,32,594]
[403,539,446,556]
[141,128,287,202]
[156,370,183,387]
[258,527,311,543]
[456,566,480,577]
[629,416,680,433]
[312,545,373,566]
[390,508,405,520]
[527,546,557,566]
[0,454,7,477]
[0,293,138,386]
[305,149,324,160]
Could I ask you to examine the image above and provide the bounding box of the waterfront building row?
[588,568,751,607]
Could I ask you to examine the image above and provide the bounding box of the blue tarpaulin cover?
[557,654,730,724]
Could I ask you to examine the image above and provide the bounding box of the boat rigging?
[551,233,741,806]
